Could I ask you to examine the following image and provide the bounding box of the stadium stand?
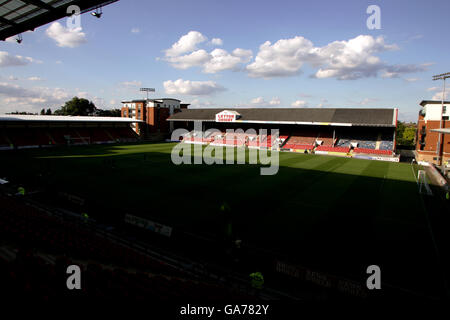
[315,146,350,153]
[0,115,139,148]
[316,131,334,146]
[287,131,317,146]
[353,148,393,155]
[335,133,377,149]
[282,143,314,150]
[0,252,253,300]
[282,132,315,150]
[0,193,254,300]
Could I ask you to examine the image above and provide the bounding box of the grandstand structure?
[0,193,252,301]
[0,114,140,150]
[168,107,399,161]
[415,100,450,165]
[0,0,119,41]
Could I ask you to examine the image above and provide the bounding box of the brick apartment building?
[121,98,188,136]
[416,100,450,165]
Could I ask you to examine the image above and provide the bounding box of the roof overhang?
[167,107,397,127]
[167,118,394,127]
[420,100,450,107]
[0,114,142,123]
[0,0,119,41]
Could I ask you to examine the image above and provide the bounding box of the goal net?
[418,170,433,196]
[65,136,90,145]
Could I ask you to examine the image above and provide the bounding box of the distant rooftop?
[420,100,450,107]
[121,98,181,103]
[0,114,142,122]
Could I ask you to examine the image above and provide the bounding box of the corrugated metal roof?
[0,0,118,41]
[0,114,142,122]
[168,108,396,127]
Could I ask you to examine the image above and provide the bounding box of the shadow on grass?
[0,143,447,299]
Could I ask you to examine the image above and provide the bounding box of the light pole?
[432,72,450,166]
[140,87,155,101]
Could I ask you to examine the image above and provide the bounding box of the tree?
[46,108,52,115]
[40,108,45,115]
[54,97,97,116]
[401,126,416,146]
[95,109,121,117]
[396,121,416,146]
[8,111,37,115]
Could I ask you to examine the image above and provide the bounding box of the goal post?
[65,136,90,145]
[418,170,433,196]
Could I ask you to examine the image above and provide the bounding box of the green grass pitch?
[0,142,444,296]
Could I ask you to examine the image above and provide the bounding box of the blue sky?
[0,0,449,121]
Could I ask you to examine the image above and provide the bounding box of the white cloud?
[232,48,253,61]
[203,48,252,73]
[163,31,252,73]
[0,81,110,113]
[317,98,329,108]
[0,51,35,67]
[167,48,252,73]
[358,98,378,105]
[163,32,427,80]
[405,78,419,82]
[8,75,18,80]
[426,86,448,100]
[165,31,207,57]
[269,97,281,105]
[0,82,72,112]
[291,100,307,107]
[167,49,211,69]
[313,35,398,80]
[348,98,379,106]
[237,96,282,107]
[246,34,420,80]
[120,80,142,88]
[163,79,225,96]
[381,63,429,78]
[247,36,315,78]
[188,99,216,108]
[46,22,87,48]
[131,28,140,34]
[27,76,43,81]
[250,97,265,105]
[432,91,449,101]
[211,38,223,46]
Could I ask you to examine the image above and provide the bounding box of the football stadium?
[0,105,449,303]
[1,0,450,309]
